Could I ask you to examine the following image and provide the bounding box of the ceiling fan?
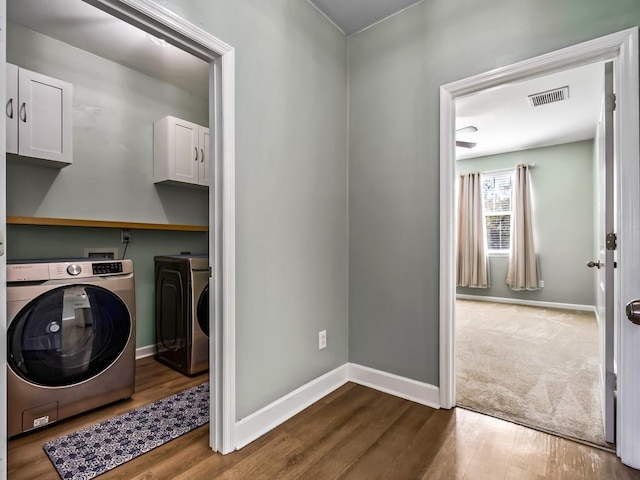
[456,125,478,148]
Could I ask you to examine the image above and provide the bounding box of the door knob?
[626,300,640,325]
[587,260,602,269]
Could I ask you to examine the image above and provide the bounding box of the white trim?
[234,363,440,450]
[440,27,640,467]
[135,345,155,360]
[348,364,440,409]
[456,294,595,312]
[235,365,350,450]
[84,0,236,455]
[439,76,457,409]
[217,47,237,457]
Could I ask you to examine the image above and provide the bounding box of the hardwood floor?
[8,357,640,479]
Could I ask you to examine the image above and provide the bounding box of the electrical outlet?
[318,330,327,350]
[540,280,545,288]
[121,229,131,243]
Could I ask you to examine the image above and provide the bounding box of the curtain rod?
[480,163,536,175]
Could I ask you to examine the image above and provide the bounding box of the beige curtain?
[506,164,541,290]
[457,172,488,288]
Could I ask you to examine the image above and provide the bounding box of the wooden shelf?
[6,216,208,232]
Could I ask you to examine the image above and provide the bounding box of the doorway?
[81,0,238,455]
[0,1,237,473]
[452,61,608,446]
[439,28,640,466]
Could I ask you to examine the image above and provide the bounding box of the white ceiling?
[8,0,603,161]
[456,62,604,160]
[8,0,209,98]
[308,0,423,35]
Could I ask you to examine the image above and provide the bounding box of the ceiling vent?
[527,86,569,107]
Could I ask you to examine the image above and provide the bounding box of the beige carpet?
[456,299,609,447]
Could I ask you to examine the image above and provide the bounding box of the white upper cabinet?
[6,63,73,167]
[198,127,210,187]
[154,115,210,187]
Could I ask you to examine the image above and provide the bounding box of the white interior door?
[594,61,616,444]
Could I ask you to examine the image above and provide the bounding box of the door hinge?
[606,232,617,251]
[209,266,213,278]
[607,372,617,391]
[607,93,617,112]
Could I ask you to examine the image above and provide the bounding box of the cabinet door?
[171,118,199,185]
[198,127,210,186]
[6,63,18,154]
[18,68,73,164]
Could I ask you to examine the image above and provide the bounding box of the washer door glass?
[196,284,209,337]
[8,284,131,387]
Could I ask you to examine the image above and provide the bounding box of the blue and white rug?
[44,382,209,480]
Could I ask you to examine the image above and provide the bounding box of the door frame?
[83,0,237,454]
[0,0,7,476]
[439,28,639,466]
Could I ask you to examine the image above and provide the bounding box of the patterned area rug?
[44,382,209,480]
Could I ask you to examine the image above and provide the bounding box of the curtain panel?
[506,164,541,290]
[457,172,488,288]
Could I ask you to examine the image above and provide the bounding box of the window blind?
[482,172,512,251]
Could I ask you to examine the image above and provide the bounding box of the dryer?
[7,258,136,437]
[154,255,209,376]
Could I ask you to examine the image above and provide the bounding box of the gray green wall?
[456,141,595,306]
[348,0,640,386]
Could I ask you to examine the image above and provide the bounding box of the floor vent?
[527,86,569,107]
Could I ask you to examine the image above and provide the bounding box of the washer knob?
[67,264,82,276]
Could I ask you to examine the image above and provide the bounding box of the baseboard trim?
[348,363,440,409]
[456,294,595,312]
[135,345,156,360]
[234,363,440,450]
[234,364,350,450]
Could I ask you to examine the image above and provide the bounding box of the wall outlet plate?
[319,330,327,350]
[121,229,131,243]
[84,247,118,259]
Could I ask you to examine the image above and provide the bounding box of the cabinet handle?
[194,147,198,161]
[201,148,204,162]
[6,98,13,119]
[20,102,26,122]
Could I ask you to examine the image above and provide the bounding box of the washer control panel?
[92,262,123,275]
[8,259,133,282]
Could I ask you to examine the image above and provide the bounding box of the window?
[482,172,512,252]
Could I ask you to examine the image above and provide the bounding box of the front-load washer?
[7,258,136,437]
[154,255,209,376]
